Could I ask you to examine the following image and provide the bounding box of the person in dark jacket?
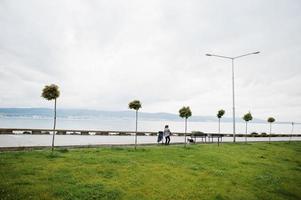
[157,131,164,143]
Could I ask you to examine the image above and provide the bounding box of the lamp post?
[289,122,294,143]
[206,51,260,142]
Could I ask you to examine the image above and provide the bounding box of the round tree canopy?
[42,84,60,100]
[243,112,253,122]
[179,106,192,119]
[267,117,275,123]
[217,109,225,118]
[128,100,142,110]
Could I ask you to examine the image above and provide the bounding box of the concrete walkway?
[1,135,300,150]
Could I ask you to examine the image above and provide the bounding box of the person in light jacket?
[163,125,171,145]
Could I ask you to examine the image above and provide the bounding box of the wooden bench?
[188,133,224,146]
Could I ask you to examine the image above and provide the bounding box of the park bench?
[188,133,224,146]
[207,134,224,146]
[188,132,207,143]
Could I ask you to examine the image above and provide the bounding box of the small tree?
[243,112,253,143]
[267,117,275,143]
[128,100,142,149]
[217,109,225,134]
[179,106,192,147]
[42,84,60,152]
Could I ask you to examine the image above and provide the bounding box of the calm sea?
[1,117,300,147]
[0,117,299,134]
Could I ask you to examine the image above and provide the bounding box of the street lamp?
[206,51,260,142]
[289,122,294,143]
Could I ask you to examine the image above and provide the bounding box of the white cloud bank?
[0,0,301,121]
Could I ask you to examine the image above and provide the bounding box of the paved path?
[1,135,301,148]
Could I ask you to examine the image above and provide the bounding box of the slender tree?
[217,109,225,134]
[41,84,60,152]
[243,112,253,143]
[267,117,276,144]
[179,106,192,147]
[128,100,142,149]
[289,122,294,143]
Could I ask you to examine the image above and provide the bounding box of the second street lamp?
[206,51,260,142]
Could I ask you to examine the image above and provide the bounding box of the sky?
[0,0,300,121]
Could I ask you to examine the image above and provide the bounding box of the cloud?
[0,0,301,122]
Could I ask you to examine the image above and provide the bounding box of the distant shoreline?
[0,107,283,123]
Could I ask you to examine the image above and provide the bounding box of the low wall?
[0,128,300,137]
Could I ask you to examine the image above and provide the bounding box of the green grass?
[0,142,300,200]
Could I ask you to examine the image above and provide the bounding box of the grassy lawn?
[0,142,300,200]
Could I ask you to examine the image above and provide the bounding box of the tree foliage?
[243,112,253,122]
[128,100,142,111]
[217,109,225,118]
[179,106,192,119]
[42,84,60,100]
[267,117,275,123]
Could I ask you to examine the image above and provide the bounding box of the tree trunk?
[184,118,187,148]
[218,118,220,134]
[218,118,221,147]
[245,121,248,143]
[135,110,138,150]
[269,123,271,144]
[51,98,57,152]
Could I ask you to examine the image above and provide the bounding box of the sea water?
[1,117,300,147]
[0,117,299,134]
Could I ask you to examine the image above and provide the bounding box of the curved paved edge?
[1,141,300,152]
[0,142,186,152]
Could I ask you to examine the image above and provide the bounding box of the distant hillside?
[0,107,270,123]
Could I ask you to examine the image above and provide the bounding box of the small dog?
[187,138,195,143]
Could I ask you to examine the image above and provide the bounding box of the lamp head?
[205,53,212,56]
[253,51,260,54]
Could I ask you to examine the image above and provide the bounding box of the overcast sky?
[0,0,300,121]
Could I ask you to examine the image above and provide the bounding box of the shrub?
[95,132,109,135]
[261,132,267,137]
[192,131,205,136]
[57,131,66,135]
[118,132,128,136]
[250,132,258,137]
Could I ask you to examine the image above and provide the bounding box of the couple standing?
[158,125,171,145]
